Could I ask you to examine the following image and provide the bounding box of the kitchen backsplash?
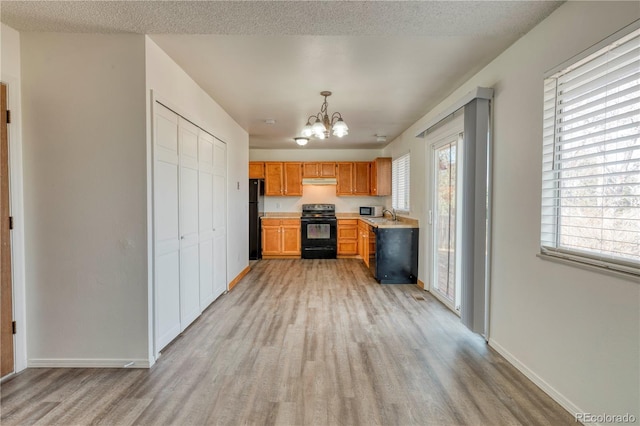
[263,184,389,213]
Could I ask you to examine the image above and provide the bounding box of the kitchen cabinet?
[370,157,391,196]
[249,161,265,179]
[337,219,358,256]
[284,163,303,196]
[303,162,336,177]
[358,220,371,267]
[261,218,301,257]
[264,162,303,196]
[336,162,370,195]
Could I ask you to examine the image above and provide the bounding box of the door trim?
[0,79,26,375]
[425,113,464,317]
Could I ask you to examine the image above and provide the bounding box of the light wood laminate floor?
[1,259,575,425]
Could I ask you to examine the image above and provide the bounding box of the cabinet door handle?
[180,235,185,240]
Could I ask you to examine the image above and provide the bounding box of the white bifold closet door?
[153,104,181,350]
[154,102,228,353]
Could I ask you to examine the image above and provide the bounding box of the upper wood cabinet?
[303,162,336,177]
[353,162,370,195]
[249,161,265,179]
[264,162,284,195]
[264,162,303,196]
[337,162,370,195]
[254,160,384,196]
[336,163,354,195]
[370,157,391,196]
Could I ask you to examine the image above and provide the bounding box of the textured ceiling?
[1,1,564,149]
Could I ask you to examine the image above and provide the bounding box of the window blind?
[392,153,411,211]
[541,28,640,275]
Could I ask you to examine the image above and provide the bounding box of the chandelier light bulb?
[332,118,348,137]
[301,123,313,137]
[311,118,325,137]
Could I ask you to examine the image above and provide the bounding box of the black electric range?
[300,204,337,259]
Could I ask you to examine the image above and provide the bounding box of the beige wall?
[145,37,250,294]
[383,1,640,418]
[21,33,150,365]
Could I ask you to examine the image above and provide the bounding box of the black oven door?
[301,218,337,259]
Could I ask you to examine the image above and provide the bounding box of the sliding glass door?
[431,133,463,313]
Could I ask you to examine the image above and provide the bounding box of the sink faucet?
[382,208,397,221]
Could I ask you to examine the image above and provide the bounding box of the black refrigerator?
[249,179,265,260]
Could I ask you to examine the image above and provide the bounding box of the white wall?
[383,1,640,418]
[250,148,389,213]
[21,33,150,366]
[145,37,249,288]
[1,23,27,373]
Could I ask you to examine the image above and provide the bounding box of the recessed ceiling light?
[294,137,309,146]
[265,119,276,124]
[376,135,387,143]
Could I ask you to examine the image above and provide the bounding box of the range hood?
[302,177,338,185]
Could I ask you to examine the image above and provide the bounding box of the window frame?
[540,22,640,279]
[392,152,411,212]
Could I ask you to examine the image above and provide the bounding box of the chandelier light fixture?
[301,91,349,140]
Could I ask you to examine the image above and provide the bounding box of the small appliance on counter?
[359,205,384,217]
[249,179,264,260]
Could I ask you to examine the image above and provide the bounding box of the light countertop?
[262,212,418,228]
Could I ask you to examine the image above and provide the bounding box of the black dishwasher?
[371,227,419,284]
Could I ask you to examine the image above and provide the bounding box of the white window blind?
[392,153,411,211]
[541,28,640,275]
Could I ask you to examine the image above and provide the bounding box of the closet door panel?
[179,244,200,329]
[179,119,201,330]
[212,139,227,298]
[155,251,180,349]
[198,130,215,309]
[153,103,181,352]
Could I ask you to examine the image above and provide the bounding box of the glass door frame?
[428,131,464,315]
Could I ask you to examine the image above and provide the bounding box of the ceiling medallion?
[301,91,349,141]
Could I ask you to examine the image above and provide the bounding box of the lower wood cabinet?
[358,220,371,267]
[261,218,301,258]
[337,219,358,256]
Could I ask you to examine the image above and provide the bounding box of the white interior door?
[198,130,215,310]
[179,118,201,330]
[212,138,227,298]
[153,103,181,350]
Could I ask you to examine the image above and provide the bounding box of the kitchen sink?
[366,217,397,224]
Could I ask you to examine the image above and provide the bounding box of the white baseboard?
[488,338,586,422]
[28,358,152,369]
